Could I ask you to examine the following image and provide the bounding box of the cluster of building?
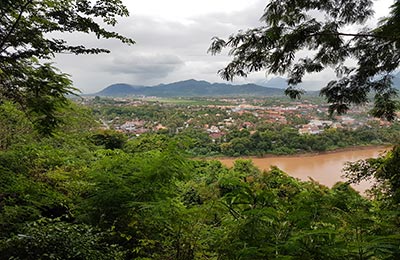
[111,119,166,136]
[98,97,394,138]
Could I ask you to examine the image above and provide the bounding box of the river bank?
[215,146,390,193]
[207,145,391,161]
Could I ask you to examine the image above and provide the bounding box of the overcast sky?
[53,0,394,93]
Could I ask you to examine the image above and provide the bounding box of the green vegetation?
[1,1,400,259]
[1,102,399,259]
[217,124,400,156]
[0,0,134,135]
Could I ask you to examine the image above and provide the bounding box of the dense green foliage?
[0,0,133,135]
[1,102,399,259]
[213,124,400,156]
[209,0,400,120]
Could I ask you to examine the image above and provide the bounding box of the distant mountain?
[260,73,400,91]
[261,77,288,89]
[93,79,285,97]
[97,83,145,96]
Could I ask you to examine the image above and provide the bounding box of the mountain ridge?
[92,73,400,97]
[93,79,286,97]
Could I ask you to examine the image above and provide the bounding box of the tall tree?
[209,0,400,120]
[0,0,134,135]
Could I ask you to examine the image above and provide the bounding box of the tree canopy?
[209,0,400,120]
[0,0,134,135]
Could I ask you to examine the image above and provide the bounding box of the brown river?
[218,146,390,193]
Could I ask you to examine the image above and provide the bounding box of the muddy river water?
[218,146,390,193]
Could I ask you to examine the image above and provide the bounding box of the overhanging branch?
[309,32,398,40]
[0,0,34,53]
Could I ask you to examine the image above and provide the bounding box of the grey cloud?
[127,3,266,53]
[54,0,390,93]
[105,53,184,81]
[53,1,269,92]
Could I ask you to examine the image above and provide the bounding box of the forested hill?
[93,79,285,97]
